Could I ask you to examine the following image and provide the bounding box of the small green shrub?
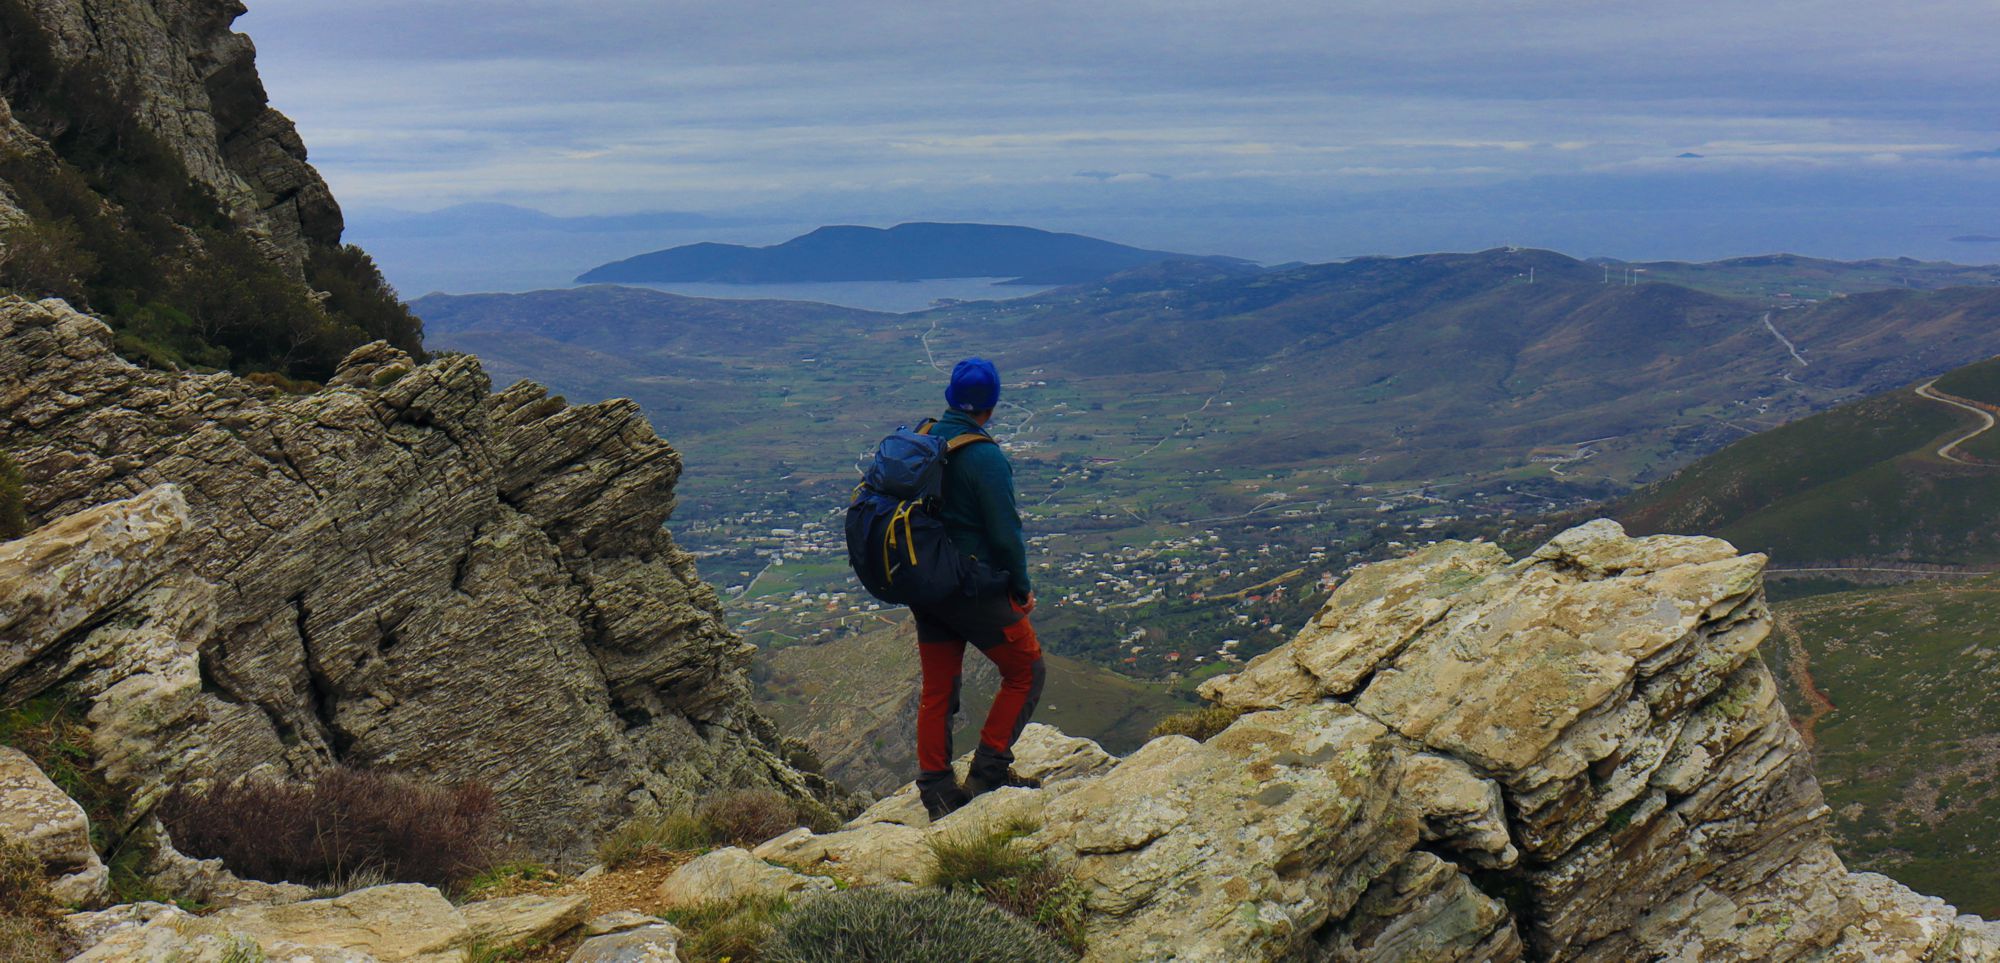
[763,888,1074,963]
[928,819,1087,951]
[0,837,72,961]
[926,818,1043,891]
[0,451,26,540]
[596,810,718,868]
[698,789,815,848]
[663,893,792,962]
[1147,704,1244,742]
[0,217,96,303]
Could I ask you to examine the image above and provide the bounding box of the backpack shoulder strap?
[914,418,938,435]
[946,432,996,454]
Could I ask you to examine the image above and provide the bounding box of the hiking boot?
[963,764,1041,798]
[920,780,971,820]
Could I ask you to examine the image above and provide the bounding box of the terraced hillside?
[1769,577,2000,917]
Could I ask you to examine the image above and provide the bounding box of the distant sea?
[623,278,1059,313]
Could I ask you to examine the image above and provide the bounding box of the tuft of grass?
[465,937,542,963]
[0,691,160,901]
[456,860,560,902]
[926,818,1087,952]
[596,811,719,869]
[305,865,390,901]
[0,837,73,961]
[1147,704,1244,742]
[926,817,1043,892]
[598,789,836,868]
[661,893,792,963]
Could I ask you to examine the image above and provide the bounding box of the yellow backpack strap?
[915,418,937,435]
[946,433,996,454]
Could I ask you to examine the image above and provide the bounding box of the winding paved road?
[1914,379,1996,465]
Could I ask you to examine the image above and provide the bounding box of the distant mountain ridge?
[574,221,1249,284]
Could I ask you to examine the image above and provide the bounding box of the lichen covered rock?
[0,298,828,861]
[0,746,110,906]
[762,521,1996,962]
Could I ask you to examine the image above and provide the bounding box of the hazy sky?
[244,1,2000,267]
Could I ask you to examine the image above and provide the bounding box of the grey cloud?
[240,0,2000,262]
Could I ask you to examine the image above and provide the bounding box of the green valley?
[420,251,2000,695]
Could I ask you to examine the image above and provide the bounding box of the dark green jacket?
[930,410,1032,597]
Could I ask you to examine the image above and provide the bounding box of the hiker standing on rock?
[844,357,1047,819]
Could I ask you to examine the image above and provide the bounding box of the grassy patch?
[598,790,837,869]
[1147,703,1244,742]
[927,818,1087,953]
[0,837,74,961]
[0,691,172,904]
[661,893,792,963]
[596,811,717,869]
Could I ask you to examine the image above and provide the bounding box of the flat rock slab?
[657,846,834,906]
[568,923,686,962]
[209,883,470,962]
[462,892,590,949]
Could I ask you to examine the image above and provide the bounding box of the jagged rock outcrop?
[0,745,110,905]
[0,296,831,861]
[745,521,2000,962]
[10,0,342,266]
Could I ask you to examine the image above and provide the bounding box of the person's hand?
[1012,592,1036,615]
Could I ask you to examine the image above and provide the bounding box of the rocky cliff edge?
[0,296,831,862]
[705,519,2000,961]
[4,0,341,266]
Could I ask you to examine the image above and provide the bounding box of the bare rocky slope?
[0,297,832,862]
[688,520,2000,961]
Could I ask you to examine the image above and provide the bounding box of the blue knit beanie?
[946,357,1001,412]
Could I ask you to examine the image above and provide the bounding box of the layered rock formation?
[724,521,2000,962]
[8,0,342,267]
[0,296,827,861]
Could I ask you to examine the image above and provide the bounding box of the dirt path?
[1774,611,1837,749]
[1914,379,1996,465]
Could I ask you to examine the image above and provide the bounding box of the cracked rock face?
[0,297,824,861]
[15,0,342,268]
[759,520,1999,962]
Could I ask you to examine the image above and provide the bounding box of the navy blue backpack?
[846,419,1009,606]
